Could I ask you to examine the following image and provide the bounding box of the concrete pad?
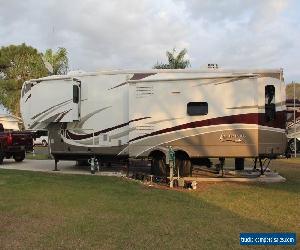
[0,159,286,182]
[0,159,125,177]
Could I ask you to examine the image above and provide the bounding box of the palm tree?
[154,48,190,69]
[43,47,69,75]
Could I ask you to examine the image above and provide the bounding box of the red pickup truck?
[0,124,33,164]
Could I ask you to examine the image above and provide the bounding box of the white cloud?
[0,0,299,82]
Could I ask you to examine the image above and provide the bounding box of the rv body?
[20,69,287,165]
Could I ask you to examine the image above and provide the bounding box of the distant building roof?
[0,114,23,131]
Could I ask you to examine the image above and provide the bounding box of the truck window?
[265,85,276,122]
[187,102,208,116]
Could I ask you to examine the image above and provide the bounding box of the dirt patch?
[139,179,221,193]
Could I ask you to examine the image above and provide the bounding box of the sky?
[0,0,299,83]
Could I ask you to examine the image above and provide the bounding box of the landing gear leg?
[258,157,271,176]
[259,157,263,175]
[89,157,98,174]
[53,159,60,171]
[219,157,225,177]
[253,157,258,171]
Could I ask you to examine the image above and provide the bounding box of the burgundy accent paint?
[109,73,157,90]
[258,110,286,129]
[129,111,286,142]
[130,73,156,80]
[66,117,151,140]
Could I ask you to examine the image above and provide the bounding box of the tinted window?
[265,85,276,122]
[187,102,208,116]
[73,85,79,103]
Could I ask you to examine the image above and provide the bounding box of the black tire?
[151,154,168,176]
[0,155,4,165]
[288,139,300,153]
[191,158,212,168]
[42,140,48,147]
[176,155,192,177]
[13,152,25,162]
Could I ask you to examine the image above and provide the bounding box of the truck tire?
[0,155,4,164]
[42,140,48,147]
[288,139,300,153]
[14,152,25,162]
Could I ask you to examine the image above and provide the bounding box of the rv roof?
[27,68,283,83]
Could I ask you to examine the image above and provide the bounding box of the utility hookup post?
[53,159,59,171]
[168,146,175,188]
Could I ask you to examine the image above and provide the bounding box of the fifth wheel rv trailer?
[20,69,287,176]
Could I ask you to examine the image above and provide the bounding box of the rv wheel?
[151,154,167,176]
[13,152,25,162]
[176,154,192,177]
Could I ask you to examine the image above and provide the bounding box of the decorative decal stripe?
[129,111,286,142]
[109,73,157,90]
[227,102,284,110]
[66,117,151,140]
[213,76,250,85]
[108,81,127,90]
[42,113,63,123]
[146,117,182,125]
[74,106,111,128]
[56,109,72,122]
[258,72,281,80]
[25,94,31,103]
[31,99,72,119]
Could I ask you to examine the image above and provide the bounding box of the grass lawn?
[0,161,299,249]
[276,157,300,164]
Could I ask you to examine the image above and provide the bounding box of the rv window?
[73,85,79,103]
[187,102,208,116]
[265,85,276,121]
[103,134,108,141]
